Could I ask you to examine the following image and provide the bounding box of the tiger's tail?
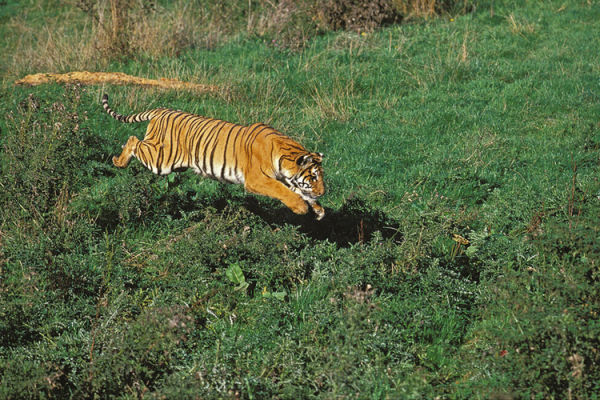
[102,94,155,123]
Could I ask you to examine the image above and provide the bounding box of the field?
[1,0,600,398]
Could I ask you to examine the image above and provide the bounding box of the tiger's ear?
[297,153,323,166]
[312,152,324,163]
[296,155,313,167]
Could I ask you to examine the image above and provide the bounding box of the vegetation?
[1,0,600,398]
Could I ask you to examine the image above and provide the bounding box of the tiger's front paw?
[311,203,325,220]
[289,201,309,215]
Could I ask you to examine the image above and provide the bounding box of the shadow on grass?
[83,172,402,247]
[239,196,402,248]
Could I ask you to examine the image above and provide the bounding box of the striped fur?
[102,94,326,219]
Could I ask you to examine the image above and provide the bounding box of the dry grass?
[6,15,97,78]
[303,75,357,123]
[505,13,538,36]
[14,71,219,93]
[394,0,473,19]
[252,0,302,35]
[2,0,473,82]
[394,0,437,18]
[78,0,230,57]
[3,1,244,80]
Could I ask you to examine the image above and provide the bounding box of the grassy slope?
[1,0,600,399]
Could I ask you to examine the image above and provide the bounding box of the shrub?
[471,198,600,398]
[76,0,152,58]
[0,86,106,228]
[312,0,477,33]
[0,86,105,348]
[81,306,193,397]
[314,0,402,32]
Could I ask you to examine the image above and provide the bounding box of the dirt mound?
[15,71,218,93]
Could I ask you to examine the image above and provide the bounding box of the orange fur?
[103,94,326,219]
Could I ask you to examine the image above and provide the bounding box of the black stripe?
[243,124,265,154]
[156,142,164,175]
[103,94,157,124]
[165,112,187,167]
[208,120,228,177]
[219,124,236,182]
[192,118,215,172]
[174,113,198,168]
[231,124,244,181]
[137,142,150,168]
[199,120,218,174]
[243,124,271,168]
[155,111,180,171]
[259,166,272,179]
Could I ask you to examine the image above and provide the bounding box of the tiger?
[102,94,326,220]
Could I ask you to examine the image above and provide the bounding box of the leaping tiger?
[102,94,326,219]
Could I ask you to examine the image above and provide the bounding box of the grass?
[1,0,600,398]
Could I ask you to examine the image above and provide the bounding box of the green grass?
[1,0,600,398]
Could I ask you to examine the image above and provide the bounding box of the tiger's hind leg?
[113,136,140,168]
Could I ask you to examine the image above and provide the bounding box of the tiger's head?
[288,152,326,203]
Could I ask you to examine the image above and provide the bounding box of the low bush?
[1,87,96,225]
[314,0,402,32]
[463,196,600,398]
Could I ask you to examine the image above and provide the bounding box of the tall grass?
[2,0,473,80]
